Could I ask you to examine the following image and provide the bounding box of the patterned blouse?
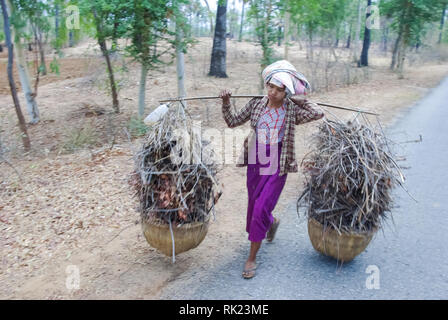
[222,96,324,176]
[256,105,287,144]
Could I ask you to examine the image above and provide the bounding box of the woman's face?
[266,83,287,103]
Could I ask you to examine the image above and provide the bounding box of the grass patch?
[126,116,148,138]
[62,124,98,153]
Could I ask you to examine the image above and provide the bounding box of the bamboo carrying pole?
[159,95,379,116]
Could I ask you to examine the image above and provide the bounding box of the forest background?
[1,0,448,299]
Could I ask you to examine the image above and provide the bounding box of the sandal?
[266,218,280,242]
[242,266,257,279]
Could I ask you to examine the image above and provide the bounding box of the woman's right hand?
[290,95,307,107]
[219,89,232,105]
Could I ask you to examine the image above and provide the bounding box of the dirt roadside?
[1,39,448,299]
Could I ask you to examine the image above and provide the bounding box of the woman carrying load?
[219,60,324,279]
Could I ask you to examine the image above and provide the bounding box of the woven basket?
[142,218,210,256]
[307,218,376,262]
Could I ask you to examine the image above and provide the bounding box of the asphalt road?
[159,76,448,300]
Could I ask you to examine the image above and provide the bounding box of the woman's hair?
[265,80,301,99]
[266,82,289,99]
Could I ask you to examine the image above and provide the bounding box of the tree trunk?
[138,64,148,117]
[260,0,274,91]
[382,24,389,53]
[1,0,30,151]
[307,28,314,61]
[194,12,199,37]
[439,4,446,44]
[334,24,340,48]
[359,0,372,67]
[176,20,186,98]
[209,1,227,78]
[397,23,410,78]
[99,40,120,113]
[239,1,245,42]
[261,0,273,68]
[390,26,403,70]
[38,43,46,75]
[296,26,302,50]
[277,25,282,46]
[353,0,362,63]
[93,8,119,114]
[284,7,290,59]
[69,30,74,47]
[414,38,421,52]
[6,0,40,124]
[33,26,47,75]
[203,0,215,37]
[189,12,193,37]
[397,38,406,78]
[55,4,60,39]
[112,18,119,52]
[345,21,352,48]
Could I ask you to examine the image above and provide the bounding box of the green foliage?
[16,0,51,32]
[73,0,194,69]
[227,1,240,38]
[96,63,128,95]
[444,30,448,44]
[321,0,351,39]
[184,0,210,37]
[76,0,126,45]
[380,0,443,46]
[0,10,4,39]
[248,0,282,68]
[173,2,196,55]
[7,0,28,41]
[62,124,98,153]
[126,116,147,138]
[288,0,322,38]
[288,0,351,41]
[0,16,4,42]
[49,57,60,75]
[6,0,52,59]
[123,0,193,70]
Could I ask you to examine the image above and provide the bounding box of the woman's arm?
[220,90,257,128]
[290,96,324,125]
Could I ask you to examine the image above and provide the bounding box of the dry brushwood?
[298,117,405,234]
[132,102,221,226]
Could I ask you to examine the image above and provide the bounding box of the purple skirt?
[246,139,288,242]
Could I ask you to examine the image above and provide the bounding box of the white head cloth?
[262,60,311,96]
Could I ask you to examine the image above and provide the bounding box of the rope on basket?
[169,219,176,264]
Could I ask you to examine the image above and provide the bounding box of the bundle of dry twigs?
[131,102,221,225]
[298,117,405,234]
